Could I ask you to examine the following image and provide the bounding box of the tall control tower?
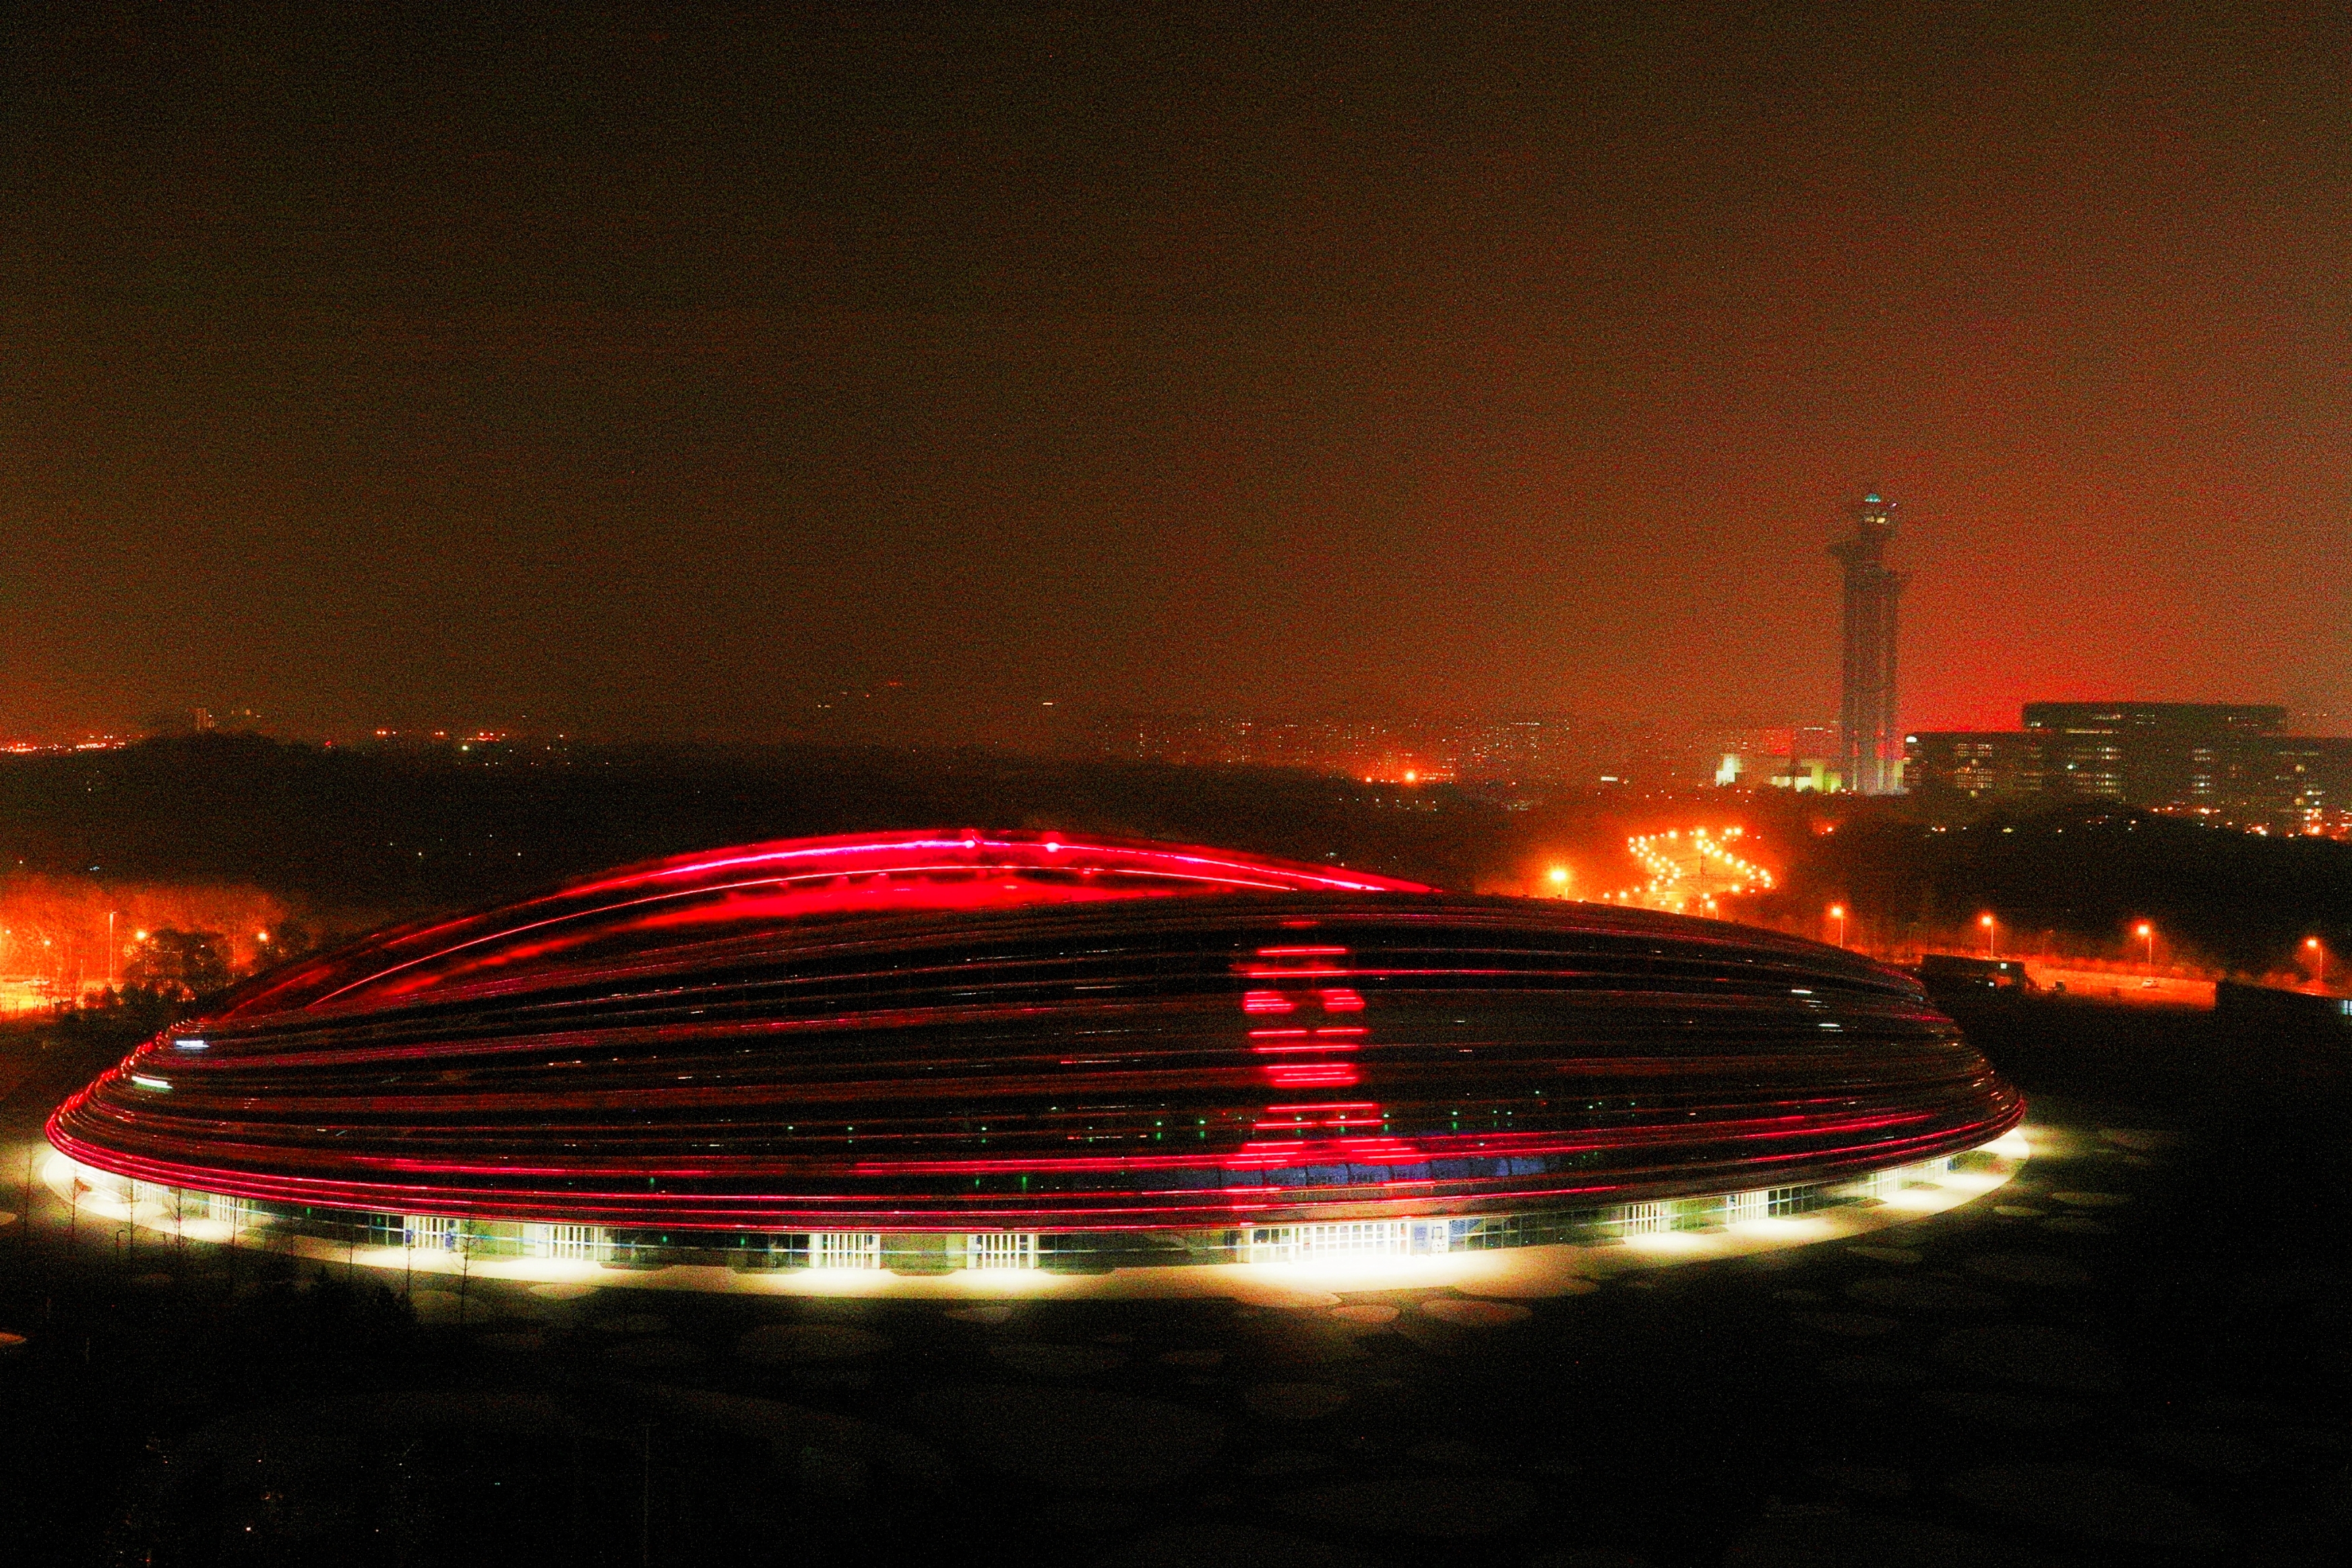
[1830,493,1908,794]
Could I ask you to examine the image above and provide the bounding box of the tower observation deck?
[1830,493,1908,795]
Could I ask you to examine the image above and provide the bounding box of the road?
[2024,965,2217,1007]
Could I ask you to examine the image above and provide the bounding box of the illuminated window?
[964,1232,1038,1269]
[1409,1218,1457,1254]
[1860,1163,1942,1200]
[187,1191,262,1226]
[526,1222,603,1261]
[1614,1201,1667,1236]
[811,1232,882,1269]
[404,1214,460,1251]
[1767,1185,1823,1216]
[1725,1189,1768,1225]
[1246,1220,1412,1263]
[1672,1196,1729,1230]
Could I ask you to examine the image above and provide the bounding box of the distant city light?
[1615,827,1775,912]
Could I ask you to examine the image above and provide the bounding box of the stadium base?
[40,1129,2030,1309]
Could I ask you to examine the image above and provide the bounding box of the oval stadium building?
[48,829,2024,1274]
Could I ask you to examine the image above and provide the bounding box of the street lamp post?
[2307,936,2326,993]
[1829,904,1847,948]
[1980,912,1996,960]
[2135,921,2155,989]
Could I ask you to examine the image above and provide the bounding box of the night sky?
[3,3,2346,742]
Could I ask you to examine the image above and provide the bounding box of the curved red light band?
[53,829,2022,1234]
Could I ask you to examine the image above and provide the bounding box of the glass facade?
[404,1214,460,1251]
[62,1150,1999,1282]
[809,1232,882,1269]
[964,1231,1038,1269]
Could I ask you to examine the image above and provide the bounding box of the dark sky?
[3,3,2347,741]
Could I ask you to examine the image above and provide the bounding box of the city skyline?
[16,676,2352,761]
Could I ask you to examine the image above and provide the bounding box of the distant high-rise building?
[1830,493,1907,794]
[2022,701,2286,805]
[1906,700,2352,831]
[1902,730,2046,801]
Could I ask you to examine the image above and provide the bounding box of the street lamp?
[1828,904,1847,947]
[2306,935,2325,991]
[1979,912,1995,960]
[2135,921,2155,988]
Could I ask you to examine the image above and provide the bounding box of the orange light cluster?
[1604,826,1776,914]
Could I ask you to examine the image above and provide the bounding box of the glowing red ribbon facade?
[49,828,2022,1234]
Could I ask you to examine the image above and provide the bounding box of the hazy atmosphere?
[5,3,2348,741]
